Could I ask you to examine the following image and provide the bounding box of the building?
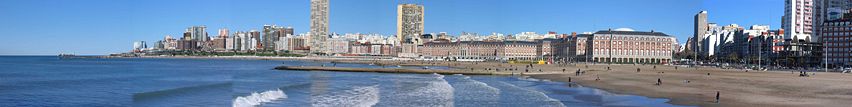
[586,29,676,64]
[574,33,592,62]
[419,41,540,61]
[325,37,351,54]
[397,4,425,45]
[310,0,329,54]
[210,36,227,51]
[815,0,852,40]
[177,40,198,51]
[163,35,177,50]
[188,26,209,41]
[263,25,294,51]
[783,0,815,42]
[232,31,258,51]
[702,23,738,57]
[694,11,708,59]
[133,41,147,52]
[823,15,852,67]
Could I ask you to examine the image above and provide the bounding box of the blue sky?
[0,0,781,55]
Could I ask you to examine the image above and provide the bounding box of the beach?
[135,56,852,107]
[531,64,852,107]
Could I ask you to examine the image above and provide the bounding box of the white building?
[783,0,815,41]
[133,41,147,52]
[701,23,737,57]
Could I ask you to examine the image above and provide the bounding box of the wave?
[461,76,500,92]
[133,82,232,101]
[232,89,287,107]
[517,76,542,82]
[498,81,566,107]
[406,73,454,106]
[311,85,380,107]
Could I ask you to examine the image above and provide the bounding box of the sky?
[0,0,782,55]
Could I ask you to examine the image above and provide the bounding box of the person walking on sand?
[656,78,662,85]
[715,91,720,103]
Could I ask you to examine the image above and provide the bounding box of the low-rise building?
[587,29,676,64]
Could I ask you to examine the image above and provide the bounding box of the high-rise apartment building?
[310,0,329,54]
[694,11,708,59]
[263,25,286,51]
[397,4,425,45]
[815,0,852,43]
[823,12,852,66]
[188,26,208,41]
[783,0,815,41]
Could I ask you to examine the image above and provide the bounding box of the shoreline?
[122,56,852,107]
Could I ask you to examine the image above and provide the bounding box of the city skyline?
[0,0,782,55]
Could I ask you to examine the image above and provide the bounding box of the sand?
[531,64,852,107]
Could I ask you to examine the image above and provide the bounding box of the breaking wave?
[405,73,454,107]
[461,75,500,92]
[232,89,287,107]
[499,81,566,107]
[311,85,380,107]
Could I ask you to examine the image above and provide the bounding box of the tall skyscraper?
[310,0,329,54]
[783,0,815,41]
[397,4,425,45]
[263,25,280,51]
[188,26,208,41]
[694,11,708,58]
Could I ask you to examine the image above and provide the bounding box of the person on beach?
[576,69,581,76]
[568,77,572,82]
[654,66,656,69]
[716,91,720,103]
[656,78,662,85]
[575,71,580,76]
[675,66,678,70]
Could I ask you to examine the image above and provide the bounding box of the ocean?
[0,56,688,107]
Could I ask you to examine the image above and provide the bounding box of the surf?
[310,85,380,107]
[232,88,287,107]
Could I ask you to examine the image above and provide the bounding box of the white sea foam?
[462,76,499,92]
[311,85,380,107]
[499,81,566,107]
[405,73,454,107]
[232,89,287,107]
[518,77,541,81]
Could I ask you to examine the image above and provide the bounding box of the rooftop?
[593,30,671,37]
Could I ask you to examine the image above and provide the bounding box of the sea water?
[0,56,689,107]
